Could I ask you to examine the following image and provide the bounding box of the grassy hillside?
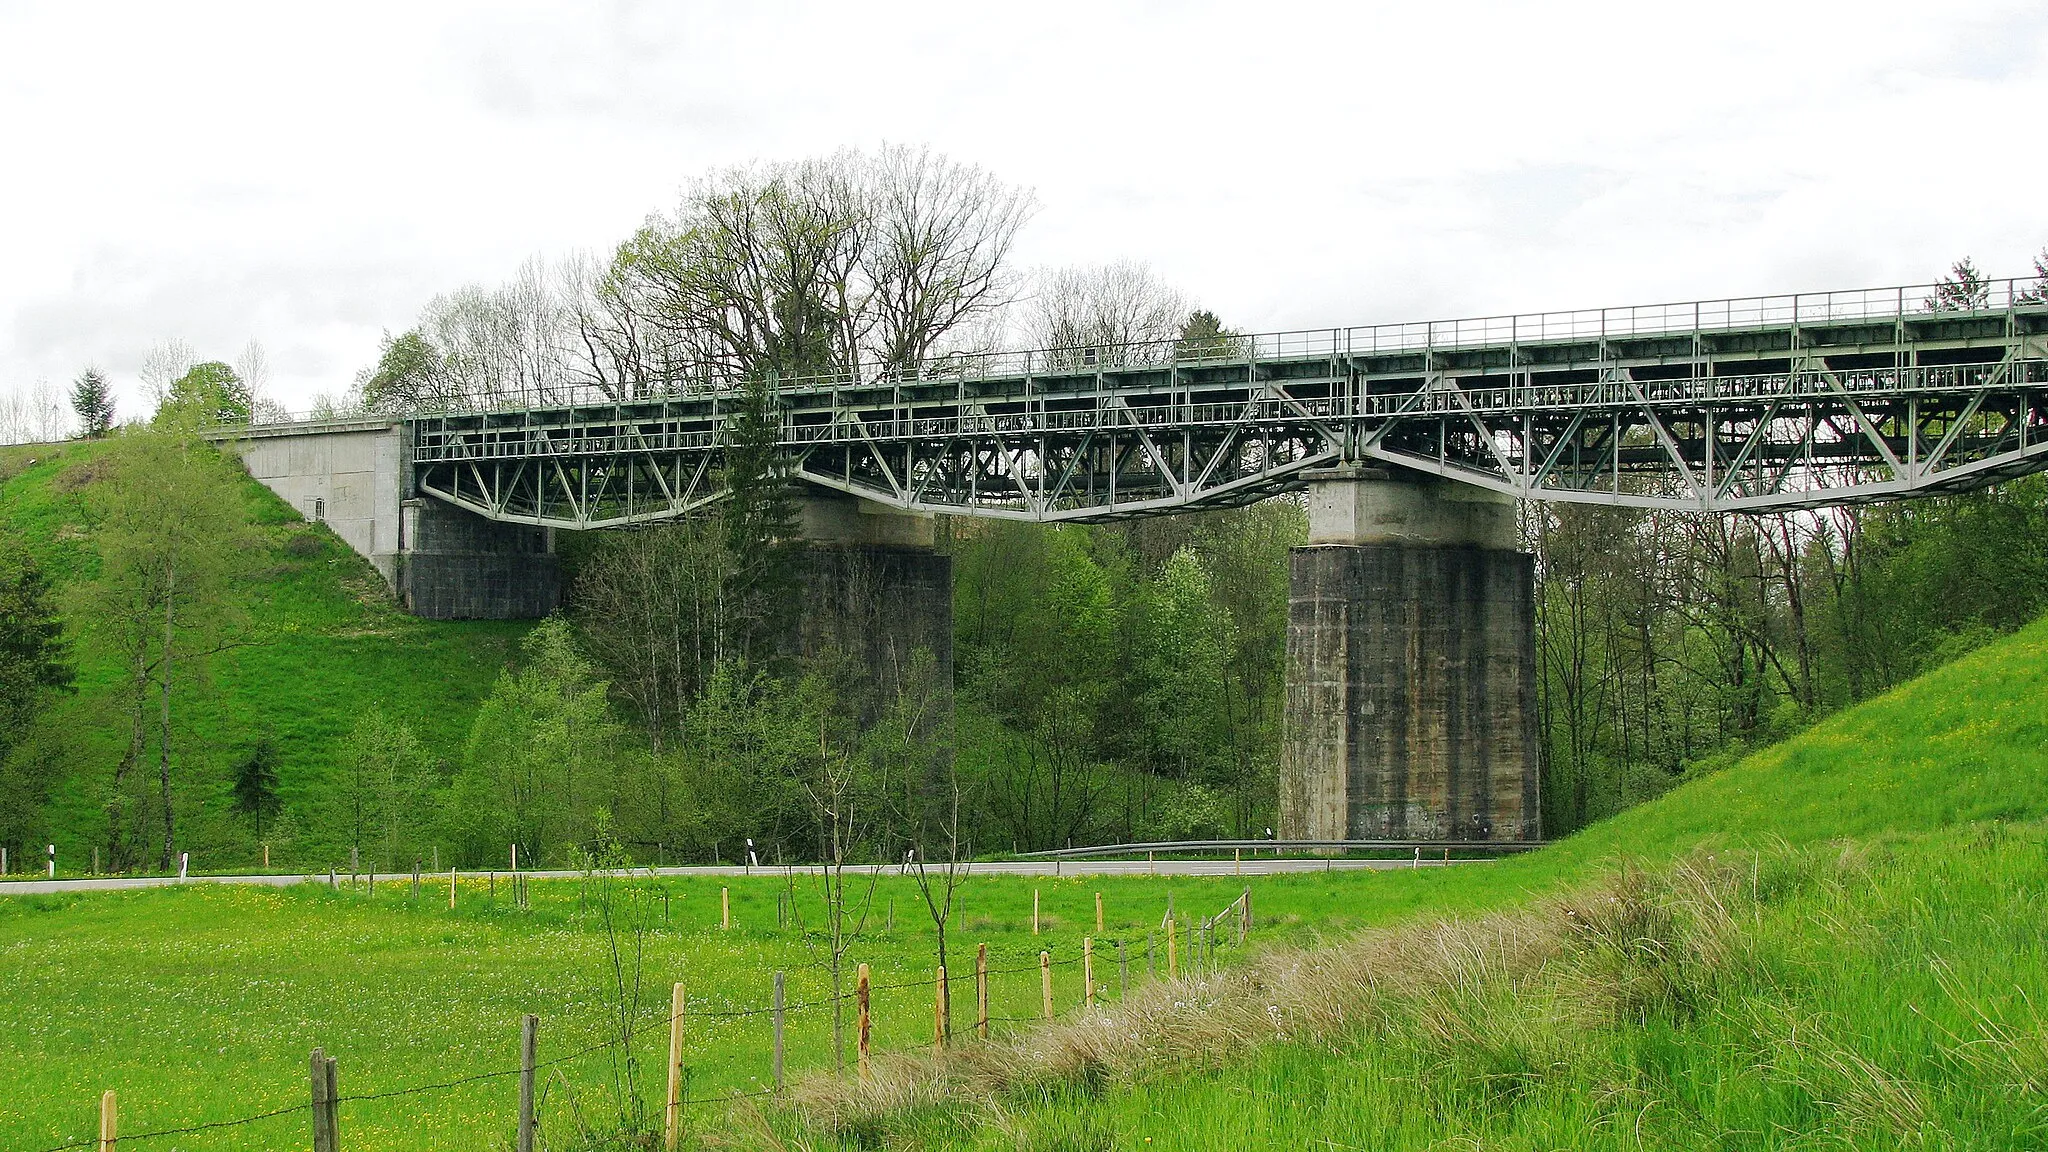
[0,440,529,871]
[772,611,2048,1150]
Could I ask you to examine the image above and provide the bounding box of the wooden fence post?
[98,1089,115,1152]
[449,868,457,910]
[664,982,685,1149]
[772,972,786,1092]
[518,1015,538,1152]
[310,1047,336,1152]
[934,965,948,1050]
[1039,950,1053,1020]
[262,843,269,870]
[976,943,990,1039]
[721,887,730,931]
[325,1052,339,1151]
[1083,938,1095,1008]
[1166,919,1178,979]
[856,964,872,1079]
[1032,889,1040,935]
[1239,887,1250,944]
[1234,847,1241,876]
[1118,939,1129,998]
[1094,891,1103,934]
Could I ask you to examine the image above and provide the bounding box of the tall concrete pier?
[1278,466,1539,842]
[790,488,953,706]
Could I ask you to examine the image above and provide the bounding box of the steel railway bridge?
[242,275,2048,848]
[405,279,2048,528]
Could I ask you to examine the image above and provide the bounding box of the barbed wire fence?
[30,884,1258,1152]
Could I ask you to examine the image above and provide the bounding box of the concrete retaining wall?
[237,421,403,583]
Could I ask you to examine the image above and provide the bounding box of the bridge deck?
[365,278,2048,523]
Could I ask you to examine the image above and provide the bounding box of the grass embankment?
[0,441,528,870]
[6,869,1417,1152]
[763,612,2048,1149]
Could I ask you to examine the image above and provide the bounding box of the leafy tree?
[716,374,800,667]
[2017,248,2048,304]
[69,368,114,438]
[1176,309,1250,360]
[159,361,253,426]
[230,737,282,844]
[1134,546,1233,784]
[357,328,450,414]
[0,549,74,859]
[451,618,626,867]
[76,425,257,870]
[342,709,433,872]
[1927,257,1991,311]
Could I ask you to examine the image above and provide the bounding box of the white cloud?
[3,0,2045,416]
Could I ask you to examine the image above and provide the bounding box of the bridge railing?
[279,275,2048,428]
[409,357,2042,462]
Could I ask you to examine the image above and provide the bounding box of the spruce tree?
[69,368,113,438]
[717,373,800,668]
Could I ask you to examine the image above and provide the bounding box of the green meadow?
[3,867,1442,1152]
[10,608,2048,1149]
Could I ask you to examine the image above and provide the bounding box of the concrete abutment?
[1278,467,1540,843]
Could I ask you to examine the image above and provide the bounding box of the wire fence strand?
[30,912,1248,1152]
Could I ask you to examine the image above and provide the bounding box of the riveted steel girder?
[404,283,2048,527]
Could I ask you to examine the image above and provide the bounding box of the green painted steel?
[398,277,2048,525]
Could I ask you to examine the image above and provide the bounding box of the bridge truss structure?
[402,277,2048,527]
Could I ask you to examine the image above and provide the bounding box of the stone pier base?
[1278,468,1539,842]
[789,488,953,710]
[398,498,561,620]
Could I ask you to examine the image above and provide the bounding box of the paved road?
[0,855,1484,896]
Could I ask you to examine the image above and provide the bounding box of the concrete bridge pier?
[1278,466,1539,842]
[789,488,953,710]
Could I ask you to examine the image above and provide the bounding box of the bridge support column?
[398,498,562,620]
[789,489,953,712]
[1278,467,1538,842]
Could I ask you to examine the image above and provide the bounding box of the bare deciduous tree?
[862,144,1036,373]
[139,339,196,410]
[1026,260,1190,368]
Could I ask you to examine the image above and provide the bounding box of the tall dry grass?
[766,849,1803,1145]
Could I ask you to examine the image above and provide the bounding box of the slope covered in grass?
[1553,607,2048,858]
[766,610,2048,1150]
[0,440,529,871]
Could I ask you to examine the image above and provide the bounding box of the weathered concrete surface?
[1301,464,1517,548]
[786,485,951,705]
[237,420,404,583]
[398,498,561,619]
[235,421,562,619]
[791,544,954,700]
[794,487,939,548]
[1279,469,1538,842]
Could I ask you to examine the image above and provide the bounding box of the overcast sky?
[4,0,2046,417]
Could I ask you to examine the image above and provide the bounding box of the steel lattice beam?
[401,284,2048,527]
